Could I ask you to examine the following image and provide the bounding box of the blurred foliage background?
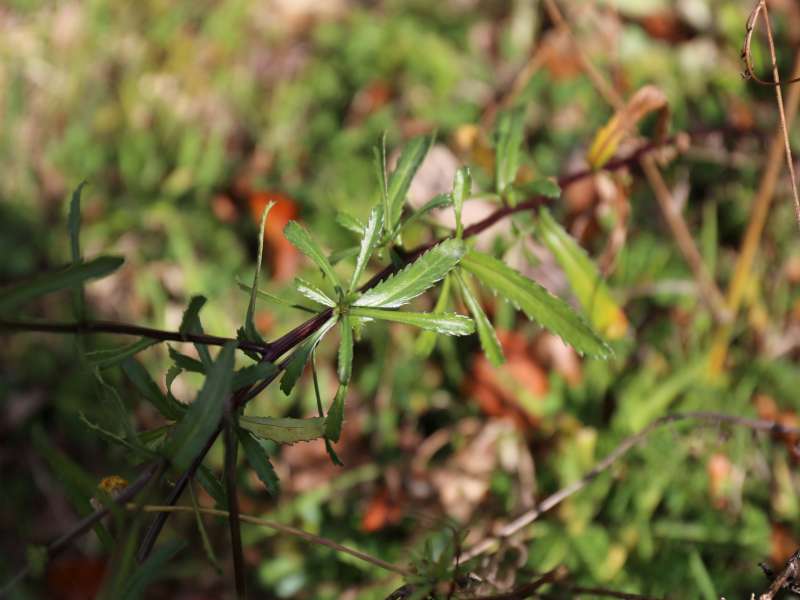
[3,0,800,598]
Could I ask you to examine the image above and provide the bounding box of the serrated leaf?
[454,270,504,366]
[0,255,124,313]
[461,250,610,358]
[536,208,628,339]
[244,202,275,343]
[87,338,158,370]
[168,346,205,374]
[295,277,335,307]
[386,134,435,233]
[350,305,474,336]
[452,167,471,238]
[495,107,525,198]
[349,206,383,292]
[167,341,236,471]
[179,296,212,368]
[353,239,464,308]
[280,317,337,394]
[415,274,452,358]
[237,428,280,496]
[335,211,365,234]
[284,221,341,289]
[232,361,278,390]
[239,416,326,444]
[324,384,347,442]
[236,279,315,313]
[338,315,353,384]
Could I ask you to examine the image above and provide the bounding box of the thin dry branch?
[542,0,729,323]
[461,411,800,562]
[758,550,800,599]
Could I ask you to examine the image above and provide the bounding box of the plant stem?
[224,409,247,599]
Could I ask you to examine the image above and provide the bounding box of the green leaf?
[295,277,335,307]
[461,250,610,358]
[179,296,212,368]
[196,464,227,508]
[236,279,315,313]
[79,413,156,460]
[452,167,471,239]
[349,206,383,292]
[329,246,360,266]
[335,211,365,234]
[188,482,222,575]
[386,134,435,233]
[168,346,205,374]
[495,107,525,198]
[237,428,280,496]
[338,315,353,384]
[527,178,561,199]
[454,270,504,366]
[239,416,326,445]
[324,384,347,442]
[353,239,464,308]
[167,341,236,471]
[415,274,452,358]
[280,317,337,394]
[0,255,124,313]
[374,132,390,228]
[536,208,628,339]
[232,361,278,390]
[350,306,474,336]
[87,338,158,370]
[120,540,186,600]
[68,181,88,320]
[244,202,275,343]
[284,221,341,290]
[401,193,452,231]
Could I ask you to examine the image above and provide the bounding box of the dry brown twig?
[758,550,800,599]
[542,0,729,324]
[742,0,800,230]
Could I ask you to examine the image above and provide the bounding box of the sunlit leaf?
[335,211,365,234]
[237,428,280,496]
[350,305,474,336]
[167,341,236,471]
[349,205,382,292]
[239,416,326,445]
[294,277,335,307]
[0,256,124,313]
[354,239,464,308]
[461,250,610,358]
[452,167,471,238]
[401,193,452,231]
[536,208,628,339]
[338,315,353,384]
[415,274,452,358]
[284,221,341,290]
[386,134,434,233]
[454,270,504,366]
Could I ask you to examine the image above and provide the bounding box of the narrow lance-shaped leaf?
[338,315,353,384]
[354,238,464,308]
[386,134,434,234]
[349,205,382,292]
[283,221,341,290]
[87,338,158,370]
[167,341,237,471]
[350,306,474,336]
[324,384,347,443]
[295,277,335,307]
[415,274,452,358]
[239,416,326,445]
[495,107,525,198]
[0,255,124,313]
[243,202,275,343]
[452,167,471,239]
[536,208,628,340]
[461,250,611,358]
[236,279,315,313]
[335,211,365,235]
[401,193,452,231]
[280,317,337,394]
[237,428,280,496]
[68,181,87,320]
[311,353,343,466]
[374,132,389,229]
[120,540,186,600]
[179,296,212,368]
[123,358,186,421]
[232,361,278,390]
[454,270,504,366]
